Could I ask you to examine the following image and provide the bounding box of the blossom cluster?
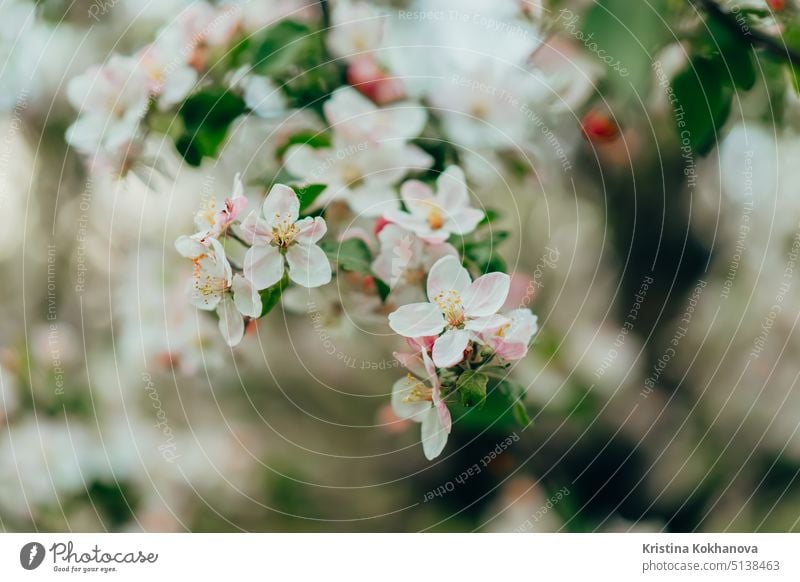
[66,0,547,461]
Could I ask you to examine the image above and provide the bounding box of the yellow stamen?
[433,289,465,326]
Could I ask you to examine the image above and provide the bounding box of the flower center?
[402,375,433,403]
[271,216,298,248]
[192,259,228,305]
[342,164,364,188]
[426,204,445,230]
[433,289,465,327]
[197,197,218,227]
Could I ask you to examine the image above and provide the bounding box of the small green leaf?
[253,20,314,75]
[457,370,489,409]
[671,56,733,156]
[276,131,332,158]
[292,184,327,213]
[320,238,373,273]
[374,277,391,303]
[479,209,501,226]
[496,378,531,427]
[176,89,246,166]
[512,402,531,427]
[258,276,288,317]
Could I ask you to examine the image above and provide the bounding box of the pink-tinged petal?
[393,351,427,378]
[244,244,284,290]
[420,407,448,460]
[294,216,327,245]
[432,329,470,368]
[436,400,452,434]
[388,303,446,338]
[285,243,332,288]
[445,207,484,235]
[400,180,435,219]
[217,296,244,347]
[462,272,511,317]
[436,165,468,208]
[262,183,299,226]
[231,274,262,318]
[465,313,509,332]
[408,335,437,353]
[426,256,472,302]
[493,341,529,361]
[391,377,431,420]
[239,210,273,245]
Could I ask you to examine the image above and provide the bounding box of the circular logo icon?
[19,542,45,570]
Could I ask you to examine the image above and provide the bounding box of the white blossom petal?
[294,216,327,245]
[388,303,446,337]
[436,165,469,208]
[232,274,262,318]
[244,244,285,290]
[400,180,435,219]
[285,243,332,288]
[217,295,244,347]
[426,256,472,301]
[262,184,300,225]
[420,407,448,460]
[462,272,511,317]
[432,328,470,368]
[391,377,431,420]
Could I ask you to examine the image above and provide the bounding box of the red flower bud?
[581,110,620,143]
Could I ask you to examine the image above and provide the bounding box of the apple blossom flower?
[391,349,451,460]
[481,309,539,361]
[136,40,198,110]
[175,237,261,346]
[384,166,484,244]
[388,255,511,367]
[323,86,427,143]
[327,0,385,61]
[65,54,150,156]
[372,224,458,298]
[241,184,332,289]
[284,87,431,216]
[285,136,431,217]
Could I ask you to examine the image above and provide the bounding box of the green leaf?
[258,276,288,317]
[699,19,756,91]
[320,238,373,273]
[457,370,489,409]
[374,277,391,303]
[497,379,531,427]
[671,56,733,156]
[253,20,315,75]
[291,183,327,213]
[462,232,510,274]
[582,0,671,100]
[479,209,501,226]
[176,89,246,166]
[276,130,332,158]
